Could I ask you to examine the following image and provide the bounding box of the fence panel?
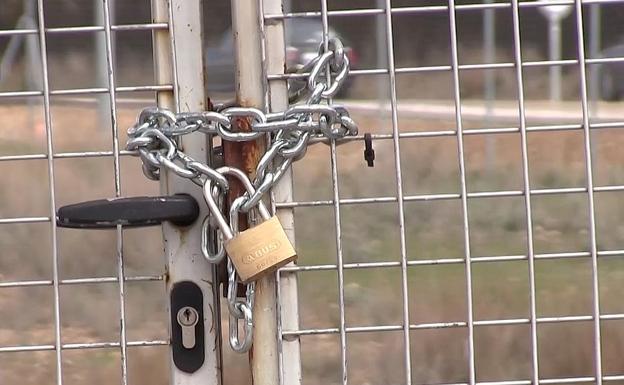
[265,1,624,385]
[0,1,220,385]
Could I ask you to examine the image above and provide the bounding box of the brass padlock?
[226,213,296,283]
[203,167,297,283]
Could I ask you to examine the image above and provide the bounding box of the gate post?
[151,1,222,384]
[260,0,303,384]
[228,1,279,384]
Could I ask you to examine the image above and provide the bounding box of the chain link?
[126,38,357,353]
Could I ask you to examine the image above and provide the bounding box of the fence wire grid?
[2,1,624,385]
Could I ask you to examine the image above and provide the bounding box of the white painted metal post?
[262,0,303,384]
[152,1,222,384]
[230,1,280,384]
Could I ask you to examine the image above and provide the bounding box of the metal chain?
[126,38,357,353]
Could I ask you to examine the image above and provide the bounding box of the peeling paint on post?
[229,1,279,385]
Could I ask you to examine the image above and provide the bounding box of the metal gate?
[2,0,624,385]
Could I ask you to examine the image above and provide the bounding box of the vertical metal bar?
[447,1,476,384]
[34,0,63,384]
[382,0,412,383]
[319,2,348,384]
[376,0,388,109]
[588,4,601,168]
[260,0,303,383]
[152,0,221,384]
[100,0,128,383]
[483,0,496,169]
[229,1,280,384]
[114,225,128,385]
[510,1,540,384]
[573,1,603,383]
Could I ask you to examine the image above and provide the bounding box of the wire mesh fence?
[2,0,624,385]
[269,1,624,385]
[0,1,171,384]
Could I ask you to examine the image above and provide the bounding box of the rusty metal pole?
[228,1,279,385]
[225,0,266,210]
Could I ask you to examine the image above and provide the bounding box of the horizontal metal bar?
[0,23,168,37]
[1,117,613,164]
[311,120,623,147]
[0,150,136,163]
[268,57,624,81]
[264,0,624,19]
[279,249,624,273]
[0,90,41,98]
[52,85,174,95]
[3,182,623,225]
[275,183,624,209]
[281,312,624,337]
[0,216,50,224]
[0,275,164,288]
[541,378,595,385]
[0,339,168,354]
[0,85,173,99]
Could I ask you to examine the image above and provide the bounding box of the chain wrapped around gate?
[57,38,357,354]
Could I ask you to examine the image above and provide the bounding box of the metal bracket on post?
[151,0,222,384]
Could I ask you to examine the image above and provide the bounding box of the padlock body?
[225,216,297,283]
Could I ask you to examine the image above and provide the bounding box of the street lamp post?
[538,1,573,101]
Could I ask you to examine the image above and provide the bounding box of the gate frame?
[152,0,222,384]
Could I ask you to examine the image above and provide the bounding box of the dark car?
[599,43,624,101]
[206,19,357,97]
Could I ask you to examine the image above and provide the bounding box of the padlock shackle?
[202,166,271,243]
[203,181,234,240]
[216,166,271,219]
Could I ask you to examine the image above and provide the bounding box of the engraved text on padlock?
[225,216,296,283]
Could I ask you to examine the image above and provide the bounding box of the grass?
[2,101,624,384]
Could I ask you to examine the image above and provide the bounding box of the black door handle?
[56,194,200,229]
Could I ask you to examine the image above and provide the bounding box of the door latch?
[56,194,200,229]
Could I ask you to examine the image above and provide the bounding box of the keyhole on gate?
[177,306,199,349]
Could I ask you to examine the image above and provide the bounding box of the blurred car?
[206,19,358,98]
[599,42,624,101]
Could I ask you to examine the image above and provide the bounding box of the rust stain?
[222,102,266,303]
[223,115,265,232]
